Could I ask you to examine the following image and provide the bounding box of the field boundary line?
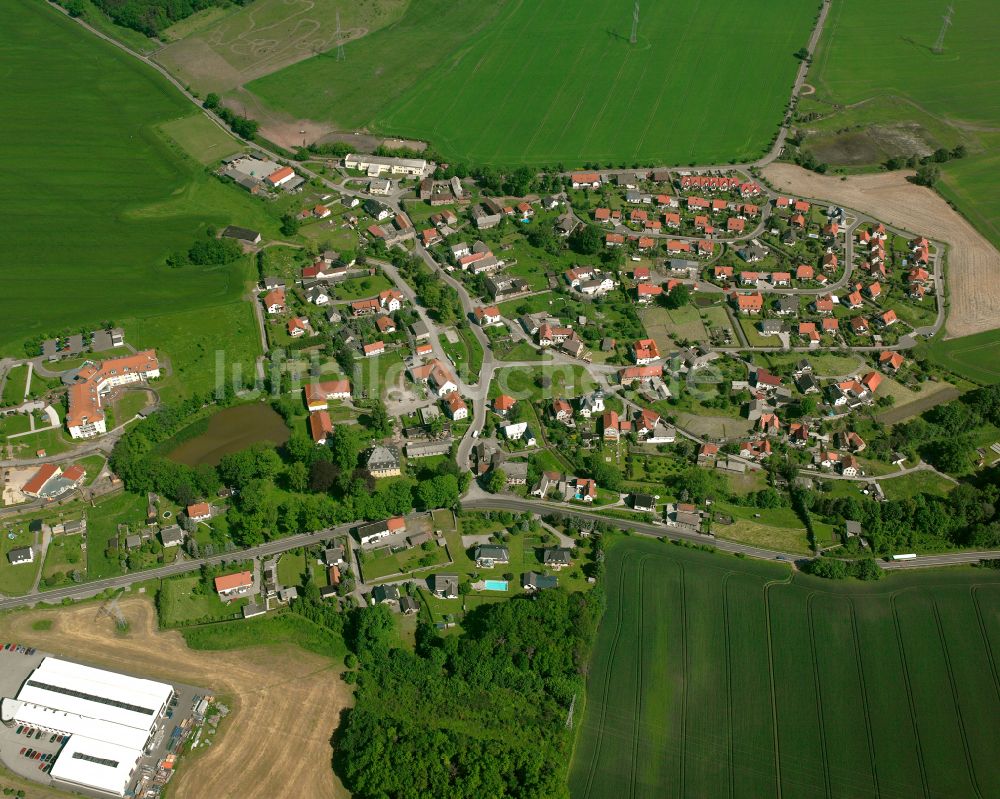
[805,592,833,798]
[970,586,1000,704]
[581,548,632,799]
[762,573,792,799]
[847,598,881,798]
[889,592,931,798]
[930,597,983,798]
[721,571,735,799]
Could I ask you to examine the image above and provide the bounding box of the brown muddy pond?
[168,404,290,467]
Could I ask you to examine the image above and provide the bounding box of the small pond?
[168,404,290,467]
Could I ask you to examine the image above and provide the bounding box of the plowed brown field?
[763,163,1000,338]
[0,598,351,799]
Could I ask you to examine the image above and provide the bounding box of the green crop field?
[570,537,1000,799]
[0,0,275,377]
[922,328,1000,384]
[248,0,819,166]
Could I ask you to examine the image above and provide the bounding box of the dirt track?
[762,163,1000,338]
[0,599,351,799]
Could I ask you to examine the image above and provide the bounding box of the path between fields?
[762,163,1000,339]
[0,598,352,799]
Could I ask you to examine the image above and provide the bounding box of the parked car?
[19,747,25,756]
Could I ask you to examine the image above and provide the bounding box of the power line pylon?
[932,5,954,54]
[335,11,346,61]
[630,2,639,45]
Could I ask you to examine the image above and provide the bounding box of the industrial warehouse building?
[1,657,174,797]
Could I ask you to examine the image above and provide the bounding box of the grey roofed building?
[432,573,459,598]
[795,374,820,394]
[222,225,262,244]
[775,296,799,315]
[522,572,558,592]
[263,276,286,291]
[366,445,401,472]
[42,339,58,359]
[407,531,432,548]
[372,584,401,604]
[797,359,813,373]
[278,586,298,602]
[410,320,430,340]
[475,545,510,566]
[601,337,616,352]
[631,493,655,512]
[555,215,578,236]
[738,243,768,263]
[319,584,339,599]
[7,547,33,565]
[760,319,783,335]
[160,525,185,547]
[674,510,702,527]
[243,602,266,619]
[125,534,142,550]
[324,546,345,565]
[845,520,863,538]
[405,439,453,459]
[542,547,573,566]
[399,596,419,614]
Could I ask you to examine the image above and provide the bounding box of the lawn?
[277,549,308,589]
[491,365,597,403]
[0,0,282,357]
[124,299,263,402]
[494,341,549,362]
[330,274,393,302]
[41,534,85,586]
[85,492,149,580]
[0,524,40,596]
[158,574,245,627]
[639,305,706,349]
[569,536,1000,799]
[922,328,1000,384]
[711,502,813,555]
[1,365,29,407]
[354,348,406,402]
[156,114,242,165]
[880,469,956,501]
[438,326,484,383]
[248,0,817,167]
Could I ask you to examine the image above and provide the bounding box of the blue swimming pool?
[483,579,508,591]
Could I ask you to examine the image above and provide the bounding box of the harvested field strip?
[570,539,1000,799]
